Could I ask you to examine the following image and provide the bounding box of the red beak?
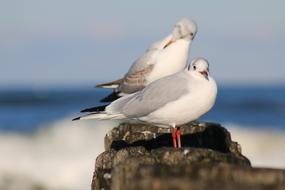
[163,40,174,49]
[199,71,209,80]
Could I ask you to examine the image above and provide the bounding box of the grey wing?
[119,50,158,94]
[121,72,190,118]
[118,34,172,94]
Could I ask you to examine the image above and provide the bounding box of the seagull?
[96,18,198,102]
[73,58,217,148]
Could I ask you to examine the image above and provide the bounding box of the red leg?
[171,127,177,148]
[176,127,181,148]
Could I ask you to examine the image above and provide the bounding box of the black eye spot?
[193,65,196,70]
[190,32,194,36]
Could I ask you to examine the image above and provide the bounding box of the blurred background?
[0,0,285,189]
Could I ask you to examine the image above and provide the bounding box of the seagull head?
[164,18,197,49]
[187,58,210,81]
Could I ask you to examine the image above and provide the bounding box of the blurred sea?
[1,85,285,132]
[0,85,285,190]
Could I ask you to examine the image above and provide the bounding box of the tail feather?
[96,78,123,89]
[72,112,125,121]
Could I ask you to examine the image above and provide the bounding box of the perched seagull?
[96,18,198,102]
[73,58,217,148]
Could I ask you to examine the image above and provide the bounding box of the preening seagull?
[74,58,217,148]
[96,18,198,102]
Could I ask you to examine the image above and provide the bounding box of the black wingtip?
[80,109,89,113]
[80,108,89,113]
[100,91,121,102]
[72,117,80,121]
[80,104,108,113]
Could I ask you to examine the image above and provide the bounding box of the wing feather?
[119,64,154,93]
[107,72,189,118]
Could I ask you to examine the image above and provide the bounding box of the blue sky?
[1,0,285,87]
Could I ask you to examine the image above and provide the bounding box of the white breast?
[140,77,217,126]
[146,39,191,84]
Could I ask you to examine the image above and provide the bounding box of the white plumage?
[96,18,198,101]
[76,58,217,128]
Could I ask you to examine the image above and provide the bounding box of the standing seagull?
[74,58,217,148]
[96,18,197,102]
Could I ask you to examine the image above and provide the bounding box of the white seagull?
[74,58,217,148]
[96,18,198,102]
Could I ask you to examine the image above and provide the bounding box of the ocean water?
[1,86,285,190]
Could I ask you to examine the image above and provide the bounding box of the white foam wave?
[0,120,285,189]
[0,117,117,190]
[226,123,285,169]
